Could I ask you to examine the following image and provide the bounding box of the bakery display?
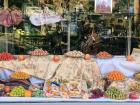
[96,51,112,59]
[107,71,125,81]
[0,52,139,100]
[28,49,49,56]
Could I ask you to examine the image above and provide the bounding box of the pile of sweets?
[28,49,49,56]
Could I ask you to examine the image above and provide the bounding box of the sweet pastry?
[105,87,127,100]
[96,51,112,59]
[28,49,49,56]
[10,86,25,97]
[0,52,14,61]
[107,71,125,81]
[10,72,30,80]
[66,80,81,97]
[65,50,84,58]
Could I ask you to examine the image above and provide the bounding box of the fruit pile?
[10,72,30,80]
[28,49,49,56]
[96,51,112,59]
[105,87,127,100]
[0,52,14,61]
[107,71,125,81]
[10,86,25,97]
[90,89,104,99]
[65,50,84,58]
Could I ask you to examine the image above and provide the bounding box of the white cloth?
[0,56,140,84]
[95,56,140,77]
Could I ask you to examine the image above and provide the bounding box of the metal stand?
[127,15,132,55]
[4,0,8,52]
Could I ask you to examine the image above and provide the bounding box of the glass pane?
[0,0,68,54]
[0,0,138,55]
[69,0,129,55]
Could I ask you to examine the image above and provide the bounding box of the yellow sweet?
[107,71,125,81]
[10,72,30,79]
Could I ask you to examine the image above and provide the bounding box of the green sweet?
[10,86,25,97]
[32,90,43,97]
[105,87,126,100]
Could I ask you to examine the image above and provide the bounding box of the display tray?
[0,97,140,103]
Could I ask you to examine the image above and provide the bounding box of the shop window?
[0,0,139,55]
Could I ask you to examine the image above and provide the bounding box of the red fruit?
[18,55,25,61]
[84,54,91,60]
[53,55,60,62]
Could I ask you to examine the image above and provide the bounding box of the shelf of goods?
[0,50,140,104]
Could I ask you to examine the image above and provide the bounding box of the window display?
[0,0,140,104]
